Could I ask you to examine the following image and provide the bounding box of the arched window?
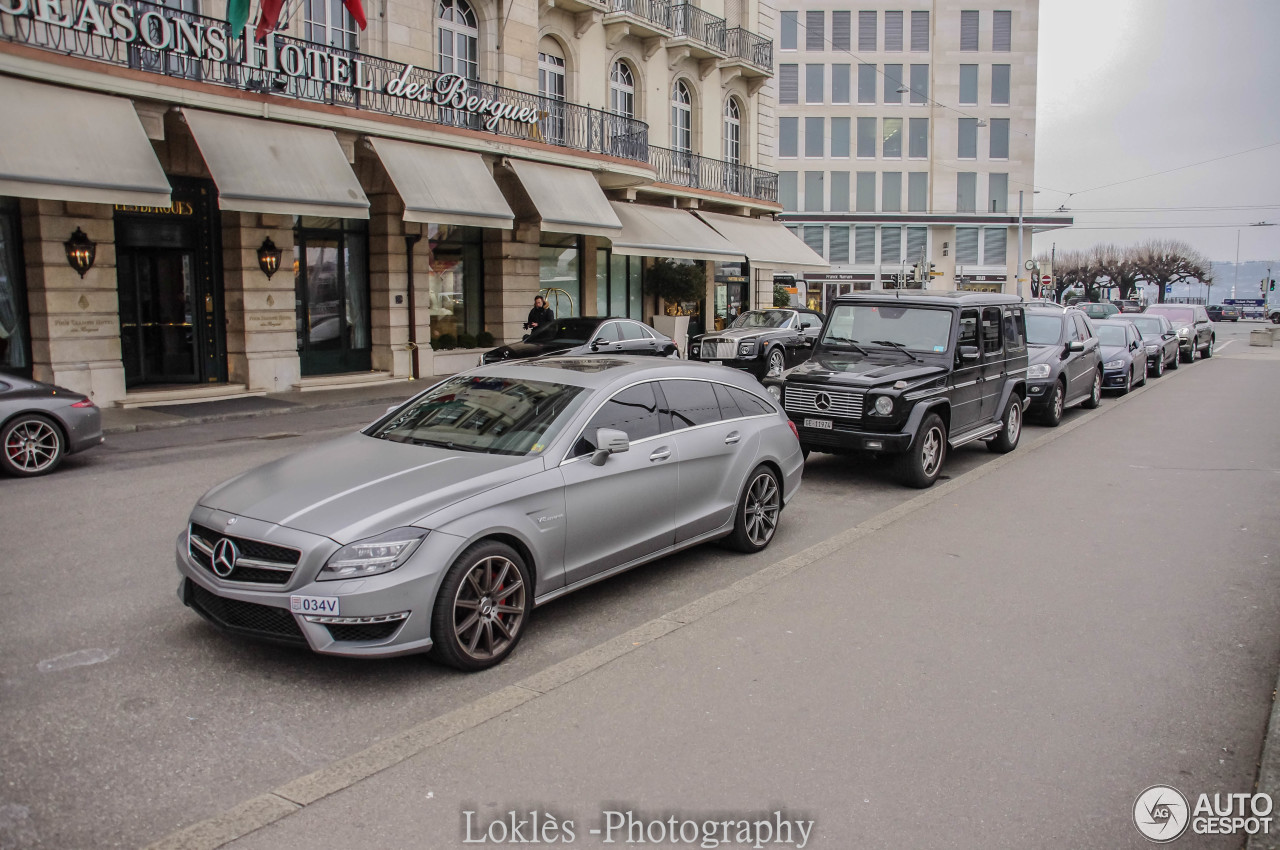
[609,60,635,118]
[671,80,692,153]
[437,0,478,80]
[723,97,742,164]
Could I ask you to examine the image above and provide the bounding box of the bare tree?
[1042,249,1107,302]
[1092,243,1143,300]
[1132,239,1213,304]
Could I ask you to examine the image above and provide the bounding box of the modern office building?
[767,0,1070,310]
[0,0,824,407]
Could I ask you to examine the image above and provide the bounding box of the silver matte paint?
[176,357,804,658]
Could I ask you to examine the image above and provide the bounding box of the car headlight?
[317,528,427,581]
[690,344,700,357]
[738,342,755,357]
[766,384,782,402]
[1177,327,1191,337]
[1104,358,1125,370]
[1144,342,1159,351]
[1027,363,1051,379]
[872,395,894,416]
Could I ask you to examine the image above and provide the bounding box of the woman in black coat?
[526,296,554,330]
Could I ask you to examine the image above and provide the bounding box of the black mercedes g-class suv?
[766,292,1029,488]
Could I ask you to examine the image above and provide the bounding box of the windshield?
[731,310,794,330]
[1025,314,1064,345]
[821,304,952,353]
[1082,304,1117,317]
[1129,317,1163,338]
[367,376,589,456]
[527,318,601,346]
[1095,325,1128,347]
[1147,306,1193,322]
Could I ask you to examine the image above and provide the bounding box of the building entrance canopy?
[368,139,514,230]
[505,159,621,239]
[182,108,370,219]
[0,77,171,207]
[608,202,744,262]
[696,211,829,271]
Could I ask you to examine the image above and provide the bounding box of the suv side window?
[958,309,979,348]
[659,380,723,430]
[1003,307,1026,352]
[1073,314,1092,340]
[981,307,1003,355]
[573,382,663,455]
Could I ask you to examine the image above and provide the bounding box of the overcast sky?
[1032,0,1280,269]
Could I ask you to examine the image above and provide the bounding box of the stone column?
[366,189,412,378]
[580,237,599,316]
[22,199,126,405]
[483,223,541,344]
[222,212,299,393]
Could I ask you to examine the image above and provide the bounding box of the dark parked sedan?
[1206,305,1241,322]
[1094,319,1147,394]
[1120,313,1179,377]
[1,374,103,476]
[481,317,677,364]
[1023,306,1104,426]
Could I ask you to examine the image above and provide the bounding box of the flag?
[343,0,367,30]
[254,0,285,42]
[225,0,250,38]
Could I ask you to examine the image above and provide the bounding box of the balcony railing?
[670,4,726,53]
[1,1,650,164]
[608,0,673,30]
[724,27,772,71]
[648,145,777,203]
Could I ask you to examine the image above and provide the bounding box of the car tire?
[429,540,531,672]
[1180,344,1195,363]
[1041,380,1065,427]
[1202,337,1213,358]
[725,464,783,553]
[1135,361,1147,387]
[1,414,65,477]
[766,348,786,376]
[1152,354,1165,377]
[1168,349,1179,370]
[897,413,947,489]
[1081,370,1103,409]
[987,395,1022,454]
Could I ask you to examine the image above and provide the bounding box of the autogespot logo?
[1134,785,1190,843]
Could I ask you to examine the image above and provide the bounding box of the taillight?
[71,399,95,408]
[787,420,799,440]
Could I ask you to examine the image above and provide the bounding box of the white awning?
[369,138,514,230]
[695,211,829,270]
[182,109,369,219]
[0,78,171,206]
[506,159,621,238]
[609,202,744,262]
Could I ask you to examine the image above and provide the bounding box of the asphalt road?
[0,320,1273,849]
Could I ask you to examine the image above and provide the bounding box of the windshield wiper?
[408,437,482,452]
[870,340,923,362]
[822,337,869,355]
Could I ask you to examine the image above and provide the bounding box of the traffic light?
[910,263,921,285]
[1271,279,1276,291]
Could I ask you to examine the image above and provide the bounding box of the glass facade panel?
[0,200,29,375]
[424,223,484,345]
[540,233,581,318]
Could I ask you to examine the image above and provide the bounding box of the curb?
[101,391,419,436]
[1249,678,1280,850]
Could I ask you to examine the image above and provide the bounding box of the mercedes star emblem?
[815,392,832,412]
[212,538,239,578]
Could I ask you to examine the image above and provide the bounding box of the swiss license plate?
[290,595,339,616]
[709,360,723,366]
[804,418,832,430]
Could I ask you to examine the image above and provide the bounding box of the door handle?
[649,447,671,462]
[724,432,741,445]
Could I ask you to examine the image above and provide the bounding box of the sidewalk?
[100,378,439,435]
[144,353,1280,849]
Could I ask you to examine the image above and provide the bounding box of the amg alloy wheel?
[430,541,530,671]
[987,396,1022,454]
[898,413,947,489]
[1,414,65,477]
[726,465,782,553]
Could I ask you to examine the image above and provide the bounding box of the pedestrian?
[527,295,554,330]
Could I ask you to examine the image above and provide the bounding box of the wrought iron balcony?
[648,145,778,203]
[669,4,726,55]
[2,0,650,164]
[723,27,772,72]
[606,0,673,36]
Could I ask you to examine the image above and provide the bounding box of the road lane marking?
[141,361,1191,850]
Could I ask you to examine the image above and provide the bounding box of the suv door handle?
[649,447,671,462]
[724,431,741,445]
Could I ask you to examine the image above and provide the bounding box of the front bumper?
[689,352,766,377]
[792,417,912,454]
[1102,368,1130,388]
[1024,380,1055,410]
[174,518,461,658]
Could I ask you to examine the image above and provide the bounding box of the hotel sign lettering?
[0,0,542,125]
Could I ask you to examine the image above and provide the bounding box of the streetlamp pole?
[1017,190,1024,299]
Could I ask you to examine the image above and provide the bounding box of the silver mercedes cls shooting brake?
[175,357,804,670]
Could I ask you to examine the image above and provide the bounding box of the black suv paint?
[688,309,825,379]
[768,292,1028,488]
[1023,306,1104,426]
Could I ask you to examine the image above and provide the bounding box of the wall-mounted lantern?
[257,237,283,279]
[64,228,96,278]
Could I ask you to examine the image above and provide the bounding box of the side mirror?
[590,337,608,351]
[959,345,980,361]
[386,404,399,414]
[1066,340,1085,352]
[589,428,630,466]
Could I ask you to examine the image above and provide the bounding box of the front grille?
[699,341,739,359]
[189,523,299,586]
[785,385,864,419]
[325,621,403,643]
[186,581,306,645]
